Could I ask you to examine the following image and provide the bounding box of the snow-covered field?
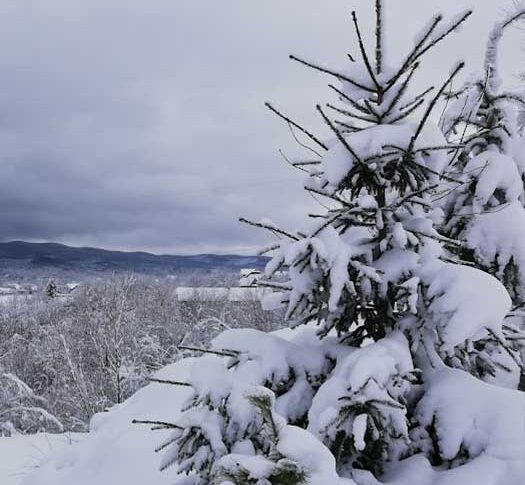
[0,433,83,485]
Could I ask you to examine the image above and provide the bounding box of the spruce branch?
[416,145,464,153]
[265,102,328,151]
[375,0,383,74]
[177,345,239,358]
[287,124,323,158]
[148,378,192,387]
[388,98,425,123]
[279,150,320,174]
[155,435,180,454]
[414,11,473,62]
[486,328,523,370]
[239,217,300,241]
[493,93,525,108]
[438,75,456,128]
[334,119,361,132]
[258,281,293,291]
[399,86,435,111]
[382,63,420,120]
[328,83,370,114]
[485,9,525,91]
[312,213,343,238]
[305,186,351,206]
[316,104,363,164]
[132,419,182,430]
[289,54,375,92]
[409,62,465,152]
[363,99,382,119]
[386,14,443,90]
[257,243,280,256]
[351,10,381,90]
[327,103,376,123]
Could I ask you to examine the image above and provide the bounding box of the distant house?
[46,280,81,299]
[175,268,271,304]
[175,286,267,302]
[175,268,268,303]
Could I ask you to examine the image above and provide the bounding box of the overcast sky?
[0,0,522,254]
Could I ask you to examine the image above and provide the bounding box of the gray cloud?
[0,0,522,254]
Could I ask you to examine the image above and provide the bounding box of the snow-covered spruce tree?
[153,4,525,484]
[441,9,525,387]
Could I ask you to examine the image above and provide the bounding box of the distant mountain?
[0,241,268,282]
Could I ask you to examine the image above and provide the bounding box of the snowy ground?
[0,433,84,485]
[18,358,196,485]
[7,327,525,485]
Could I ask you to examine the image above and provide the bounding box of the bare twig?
[239,217,300,241]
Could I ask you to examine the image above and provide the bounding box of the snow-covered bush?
[0,371,62,436]
[156,3,525,484]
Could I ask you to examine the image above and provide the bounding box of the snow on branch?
[239,217,300,241]
[351,10,381,90]
[316,104,363,164]
[289,54,375,93]
[485,8,525,91]
[409,61,465,151]
[387,10,472,91]
[375,0,383,74]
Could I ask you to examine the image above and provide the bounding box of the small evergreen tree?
[46,279,58,298]
[152,3,525,484]
[441,8,525,387]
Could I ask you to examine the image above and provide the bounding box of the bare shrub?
[0,274,282,432]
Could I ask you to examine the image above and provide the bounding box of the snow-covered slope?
[21,359,196,485]
[19,328,525,485]
[0,433,83,485]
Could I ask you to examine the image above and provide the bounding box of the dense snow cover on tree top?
[23,2,525,485]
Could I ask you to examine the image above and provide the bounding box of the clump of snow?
[463,152,522,209]
[352,414,368,452]
[418,261,511,351]
[277,425,356,485]
[466,201,525,285]
[308,333,414,466]
[417,368,525,467]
